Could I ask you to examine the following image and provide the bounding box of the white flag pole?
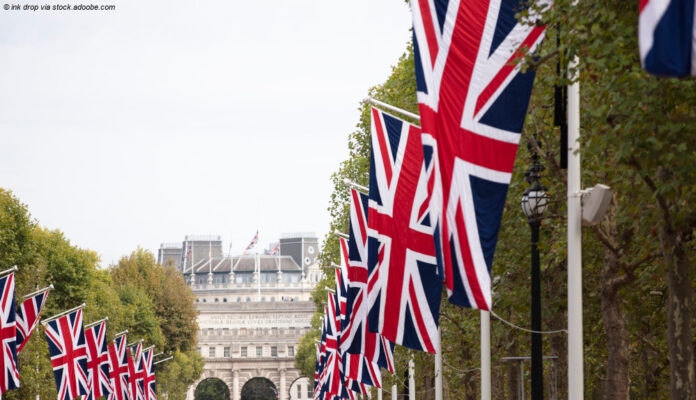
[435,328,443,400]
[85,316,109,329]
[408,355,415,400]
[41,303,86,325]
[22,284,54,299]
[481,311,491,400]
[567,54,584,400]
[365,98,420,121]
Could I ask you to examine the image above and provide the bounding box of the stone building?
[158,233,322,400]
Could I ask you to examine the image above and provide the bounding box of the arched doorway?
[241,377,277,400]
[195,377,231,400]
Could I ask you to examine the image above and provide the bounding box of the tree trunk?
[660,226,695,400]
[600,266,631,400]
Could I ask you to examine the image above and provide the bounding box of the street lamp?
[521,140,549,400]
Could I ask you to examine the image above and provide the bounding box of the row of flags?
[316,0,548,398]
[0,269,164,400]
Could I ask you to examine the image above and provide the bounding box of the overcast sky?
[0,0,412,266]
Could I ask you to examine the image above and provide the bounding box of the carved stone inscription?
[199,312,311,329]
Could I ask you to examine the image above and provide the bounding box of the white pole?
[257,253,261,301]
[481,311,491,400]
[567,55,584,400]
[435,328,443,400]
[409,355,415,400]
[391,382,397,400]
[377,388,382,400]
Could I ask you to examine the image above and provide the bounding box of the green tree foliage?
[0,188,202,400]
[194,378,230,400]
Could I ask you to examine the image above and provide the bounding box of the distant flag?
[44,308,89,400]
[367,107,442,353]
[639,0,696,76]
[269,243,280,256]
[243,231,259,255]
[16,287,50,353]
[84,321,113,400]
[411,0,546,310]
[107,334,129,400]
[0,273,18,397]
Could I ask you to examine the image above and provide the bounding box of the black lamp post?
[521,141,549,400]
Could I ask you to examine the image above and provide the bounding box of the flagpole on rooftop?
[567,53,584,400]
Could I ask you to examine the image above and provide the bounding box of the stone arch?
[288,376,310,400]
[187,370,232,400]
[194,377,231,400]
[240,376,277,400]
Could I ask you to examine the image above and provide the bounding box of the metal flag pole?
[567,53,583,400]
[365,98,420,121]
[41,303,86,325]
[127,338,145,348]
[23,284,54,298]
[113,330,128,338]
[342,178,369,194]
[85,317,109,329]
[332,230,349,240]
[0,265,18,278]
[435,328,443,400]
[481,311,491,400]
[408,355,415,400]
[154,356,174,365]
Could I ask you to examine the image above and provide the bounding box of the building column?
[186,382,196,400]
[279,368,287,400]
[233,369,240,400]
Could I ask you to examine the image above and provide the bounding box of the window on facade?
[237,297,241,302]
[202,298,206,302]
[224,347,230,358]
[208,347,216,358]
[261,297,266,302]
[246,297,251,302]
[241,347,247,357]
[256,346,262,357]
[223,298,227,302]
[288,346,294,356]
[271,346,277,357]
[215,298,219,302]
[270,297,275,302]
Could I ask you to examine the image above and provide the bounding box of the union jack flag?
[243,231,259,255]
[366,107,442,354]
[142,348,156,400]
[0,273,18,397]
[317,294,342,399]
[107,335,129,400]
[44,308,89,400]
[128,343,145,400]
[269,243,280,256]
[84,321,113,400]
[16,289,49,353]
[411,0,547,310]
[340,189,394,377]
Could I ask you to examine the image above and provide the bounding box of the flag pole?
[365,98,420,121]
[154,356,174,365]
[113,330,128,338]
[41,303,86,325]
[127,338,145,347]
[481,311,491,400]
[435,328,443,400]
[567,54,584,400]
[342,178,369,194]
[332,230,349,240]
[0,265,18,278]
[408,355,415,400]
[23,284,54,299]
[85,317,109,329]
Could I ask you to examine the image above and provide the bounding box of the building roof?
[188,255,302,274]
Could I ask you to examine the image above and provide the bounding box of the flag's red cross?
[369,107,437,353]
[85,324,109,398]
[48,316,87,400]
[128,349,145,400]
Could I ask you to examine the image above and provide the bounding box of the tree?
[194,378,230,400]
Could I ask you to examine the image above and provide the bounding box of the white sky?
[0,0,412,266]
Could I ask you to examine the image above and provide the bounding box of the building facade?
[158,233,322,400]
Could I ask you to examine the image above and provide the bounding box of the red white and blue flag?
[411,0,546,310]
[639,0,696,76]
[269,243,280,256]
[44,308,89,400]
[84,321,113,400]
[142,348,156,400]
[366,107,442,354]
[128,343,145,400]
[0,273,18,397]
[243,231,259,255]
[16,288,49,354]
[107,334,129,400]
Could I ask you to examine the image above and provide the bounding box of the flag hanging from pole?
[0,273,18,397]
[16,288,49,353]
[411,0,547,310]
[107,334,129,400]
[44,308,89,400]
[366,107,442,354]
[128,343,145,400]
[84,321,113,400]
[243,231,259,255]
[142,348,156,400]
